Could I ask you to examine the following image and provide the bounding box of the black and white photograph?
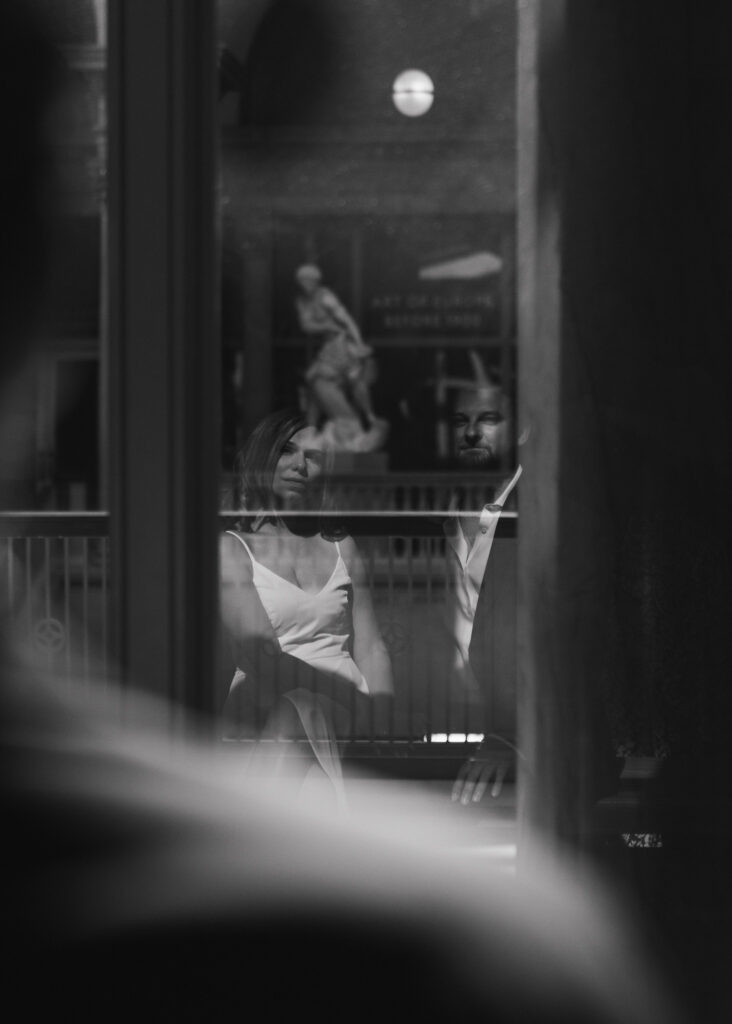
[2,2,730,1021]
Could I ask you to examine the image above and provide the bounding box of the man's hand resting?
[451,735,520,804]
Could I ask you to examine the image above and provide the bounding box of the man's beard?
[457,448,497,468]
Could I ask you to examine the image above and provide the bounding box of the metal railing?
[224,470,511,516]
[0,512,110,686]
[1,506,517,762]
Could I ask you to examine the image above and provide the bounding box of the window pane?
[219,0,517,490]
[9,0,108,512]
[217,0,518,750]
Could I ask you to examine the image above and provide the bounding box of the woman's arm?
[320,288,368,349]
[219,532,278,676]
[339,535,394,699]
[219,532,285,730]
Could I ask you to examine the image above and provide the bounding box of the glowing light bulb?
[392,69,434,117]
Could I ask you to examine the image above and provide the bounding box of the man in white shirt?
[443,372,523,804]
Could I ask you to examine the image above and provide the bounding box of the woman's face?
[272,426,327,507]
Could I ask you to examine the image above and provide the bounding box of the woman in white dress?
[219,408,393,805]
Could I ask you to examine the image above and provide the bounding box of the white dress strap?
[225,530,255,562]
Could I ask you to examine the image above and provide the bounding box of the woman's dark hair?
[228,408,344,537]
[231,408,305,514]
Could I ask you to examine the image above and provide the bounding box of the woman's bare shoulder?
[333,533,365,572]
[220,527,248,547]
[219,530,254,580]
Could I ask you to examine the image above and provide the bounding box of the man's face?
[452,386,511,467]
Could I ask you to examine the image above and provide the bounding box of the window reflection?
[12,0,107,512]
[218,0,517,491]
[217,0,518,751]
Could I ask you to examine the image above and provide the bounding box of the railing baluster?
[442,528,452,735]
[64,536,72,683]
[25,537,33,646]
[365,535,377,742]
[100,538,108,683]
[423,537,433,741]
[82,536,90,683]
[5,537,12,610]
[42,537,52,673]
[387,534,398,742]
[405,534,414,738]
